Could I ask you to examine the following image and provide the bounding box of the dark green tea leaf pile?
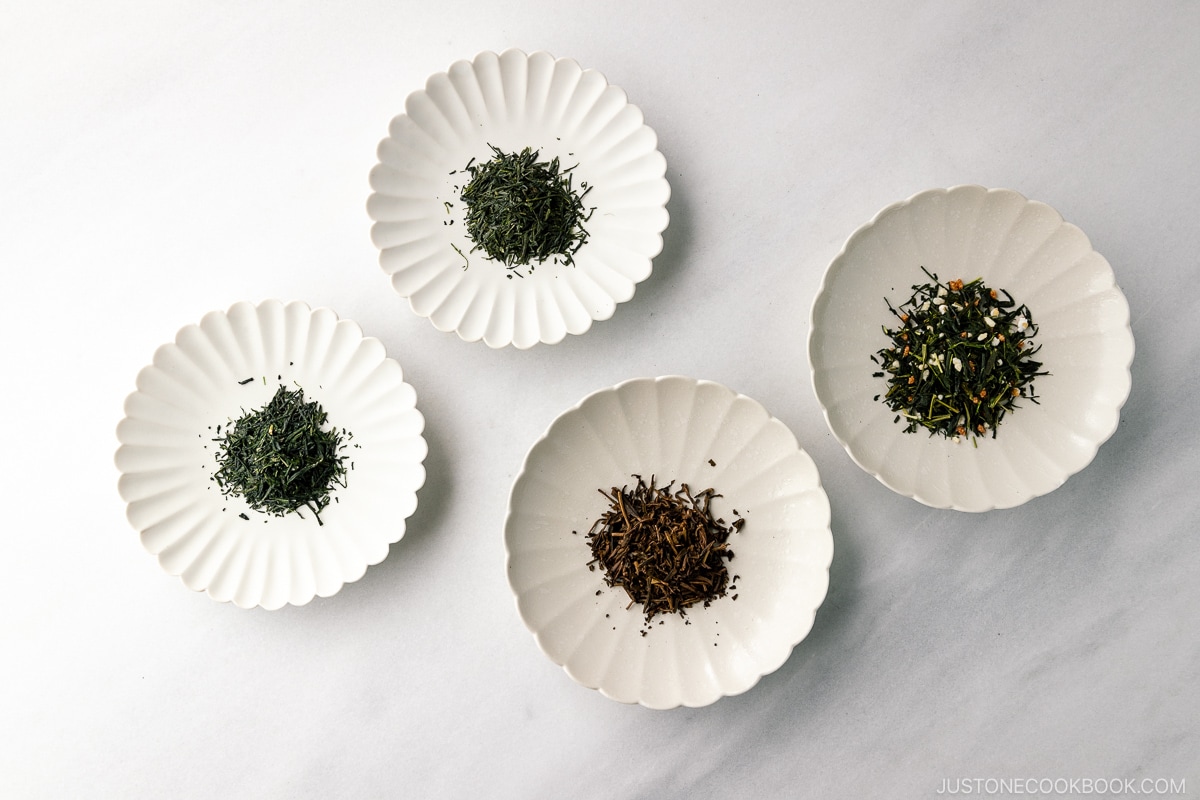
[213,385,348,524]
[585,475,744,628]
[459,144,593,272]
[872,268,1047,442]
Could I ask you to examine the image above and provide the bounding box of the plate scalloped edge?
[807,185,1135,511]
[115,299,428,609]
[367,48,671,349]
[504,375,833,708]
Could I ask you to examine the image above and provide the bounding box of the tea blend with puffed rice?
[871,267,1047,443]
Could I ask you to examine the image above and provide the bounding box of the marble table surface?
[3,2,1197,797]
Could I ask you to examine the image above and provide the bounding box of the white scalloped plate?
[367,49,670,349]
[809,186,1134,511]
[505,376,833,709]
[115,300,428,609]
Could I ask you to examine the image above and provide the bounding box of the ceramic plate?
[809,186,1134,511]
[505,376,833,709]
[367,49,670,349]
[115,300,427,609]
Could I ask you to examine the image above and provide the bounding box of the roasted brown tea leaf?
[585,475,744,625]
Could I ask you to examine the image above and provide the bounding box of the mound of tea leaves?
[872,268,1047,442]
[213,384,348,525]
[459,144,593,270]
[585,475,744,625]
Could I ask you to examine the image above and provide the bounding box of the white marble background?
[2,2,1197,798]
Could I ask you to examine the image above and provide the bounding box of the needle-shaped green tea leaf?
[212,385,349,525]
[459,145,593,275]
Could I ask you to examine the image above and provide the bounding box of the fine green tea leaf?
[212,385,349,524]
[459,145,593,274]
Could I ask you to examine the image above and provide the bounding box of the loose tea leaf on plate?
[585,475,744,627]
[872,267,1047,442]
[212,384,349,524]
[458,144,593,273]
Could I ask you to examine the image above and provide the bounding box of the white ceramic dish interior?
[809,185,1134,511]
[115,300,428,609]
[505,376,833,709]
[368,48,670,349]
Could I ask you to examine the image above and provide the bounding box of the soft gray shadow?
[737,488,860,698]
[598,155,695,336]
[330,398,453,604]
[653,485,861,726]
